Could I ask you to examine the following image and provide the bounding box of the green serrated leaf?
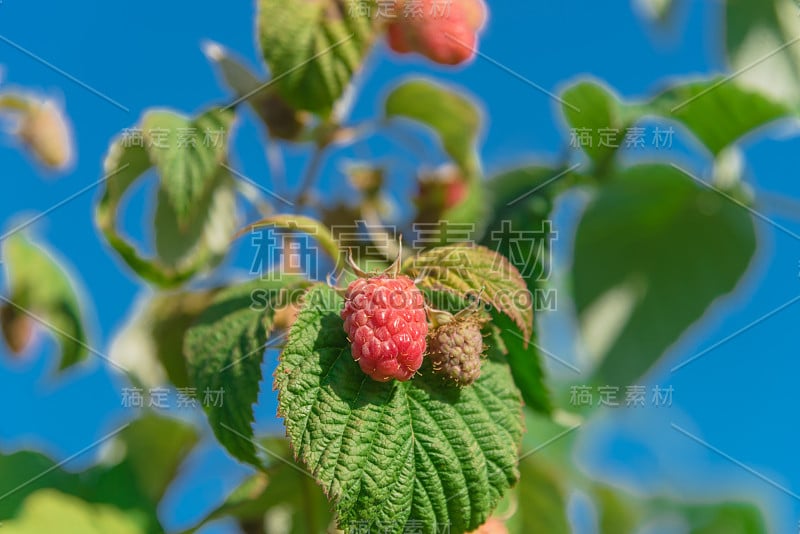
[385,79,482,178]
[1,232,90,370]
[277,284,523,533]
[142,107,234,223]
[185,278,303,467]
[257,0,375,116]
[573,164,756,386]
[403,245,533,343]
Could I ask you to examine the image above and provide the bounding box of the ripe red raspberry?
[386,0,488,66]
[341,275,428,382]
[428,315,486,386]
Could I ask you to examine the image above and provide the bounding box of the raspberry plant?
[1,0,796,533]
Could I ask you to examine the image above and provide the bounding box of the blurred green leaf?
[110,289,219,389]
[1,232,90,370]
[96,111,239,288]
[725,0,800,106]
[0,490,144,534]
[506,457,570,534]
[489,314,553,415]
[482,166,563,293]
[142,107,234,224]
[257,0,376,116]
[414,166,489,235]
[573,164,756,386]
[480,166,569,414]
[385,78,482,177]
[203,41,308,141]
[649,80,792,155]
[185,278,303,468]
[592,485,640,534]
[116,414,200,503]
[561,82,627,172]
[186,437,332,534]
[684,502,768,534]
[560,79,793,165]
[0,413,196,532]
[153,170,238,270]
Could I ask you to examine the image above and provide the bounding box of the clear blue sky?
[1,1,799,532]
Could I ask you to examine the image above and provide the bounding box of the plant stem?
[0,93,31,113]
[294,143,327,212]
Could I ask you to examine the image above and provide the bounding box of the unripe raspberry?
[386,0,488,66]
[0,303,34,355]
[415,165,469,225]
[341,275,428,382]
[17,99,74,170]
[428,315,486,386]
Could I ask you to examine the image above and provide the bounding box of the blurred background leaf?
[573,164,757,386]
[1,232,90,370]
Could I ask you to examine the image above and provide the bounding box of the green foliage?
[117,414,201,502]
[7,1,794,531]
[203,41,308,141]
[185,277,305,468]
[277,284,524,533]
[385,78,483,178]
[96,108,238,288]
[506,457,571,534]
[1,232,90,370]
[185,438,332,534]
[592,485,640,534]
[489,314,553,415]
[403,245,533,342]
[561,78,793,166]
[141,108,234,223]
[110,289,219,389]
[257,0,377,116]
[573,164,756,386]
[649,80,792,154]
[561,83,627,172]
[0,413,198,533]
[0,490,144,534]
[685,502,769,534]
[725,0,800,106]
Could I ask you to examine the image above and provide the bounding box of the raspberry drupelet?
[341,274,428,382]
